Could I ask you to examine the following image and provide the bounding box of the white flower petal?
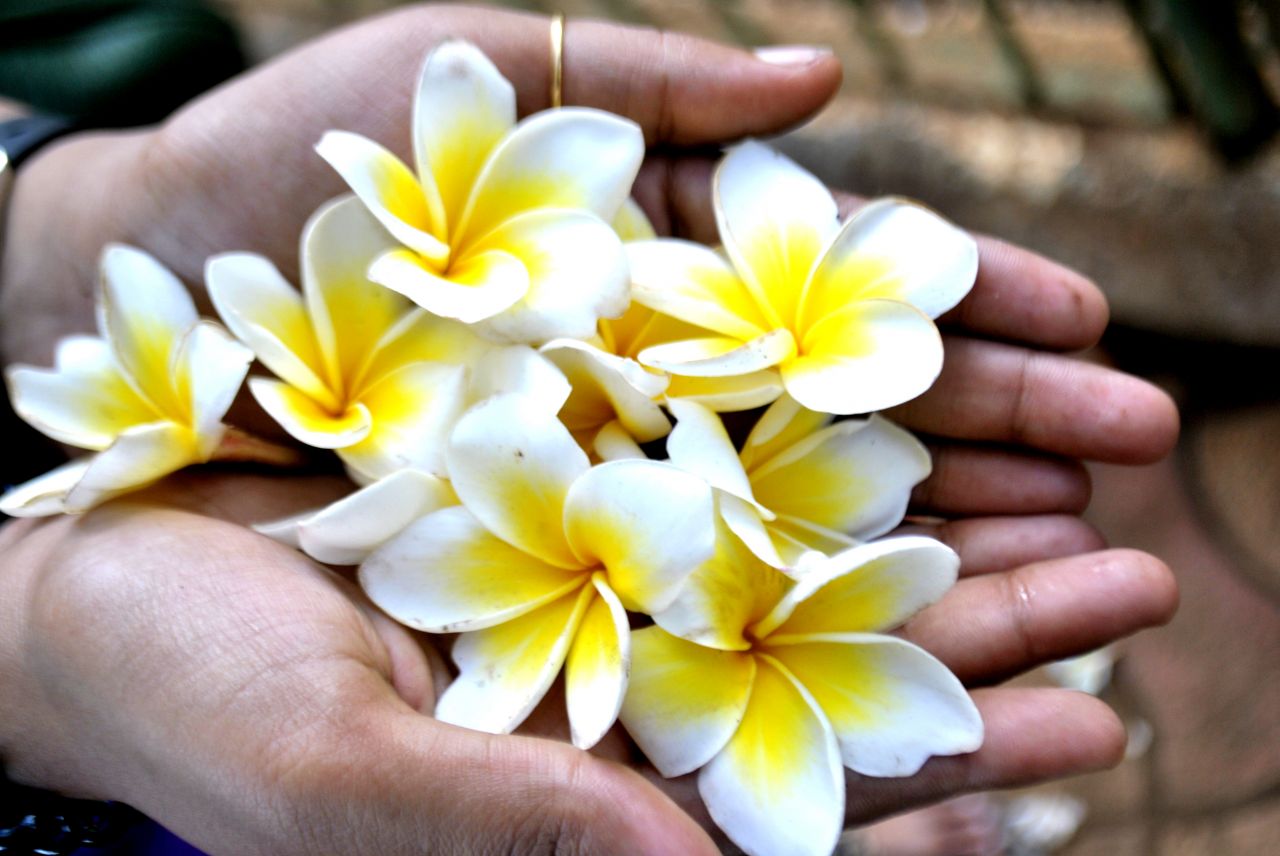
[753,536,959,640]
[767,516,857,567]
[252,511,306,550]
[698,655,844,856]
[453,108,643,250]
[468,345,572,410]
[639,330,795,378]
[360,308,492,386]
[565,575,631,749]
[714,141,840,330]
[665,398,755,503]
[664,372,784,413]
[652,517,791,651]
[592,420,647,461]
[800,198,978,330]
[205,253,333,405]
[621,627,756,778]
[0,458,91,517]
[338,362,468,481]
[782,299,943,415]
[314,131,448,263]
[64,422,199,512]
[173,322,253,456]
[469,210,629,344]
[265,469,457,566]
[563,459,716,614]
[248,377,372,449]
[766,633,983,776]
[626,240,771,341]
[413,40,516,233]
[612,196,657,242]
[434,583,594,734]
[368,246,529,324]
[751,415,930,543]
[301,196,409,391]
[5,339,153,450]
[720,493,786,569]
[542,338,669,443]
[360,505,586,633]
[446,394,589,568]
[98,244,199,418]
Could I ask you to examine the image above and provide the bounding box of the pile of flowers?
[1,41,984,856]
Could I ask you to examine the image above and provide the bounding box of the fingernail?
[752,45,832,67]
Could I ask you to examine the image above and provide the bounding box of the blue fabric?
[79,819,206,856]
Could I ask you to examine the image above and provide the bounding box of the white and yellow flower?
[622,531,983,856]
[627,141,978,415]
[359,394,716,748]
[666,396,931,568]
[1,246,252,516]
[538,199,786,461]
[208,196,486,483]
[255,469,458,566]
[316,40,644,343]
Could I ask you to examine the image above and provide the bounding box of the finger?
[274,6,841,146]
[901,549,1178,685]
[843,687,1126,823]
[911,445,1091,516]
[941,235,1110,351]
[887,337,1180,464]
[561,19,842,144]
[837,190,1109,352]
[900,515,1108,577]
[263,700,719,856]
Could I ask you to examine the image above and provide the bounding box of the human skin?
[0,473,1176,856]
[0,4,1180,854]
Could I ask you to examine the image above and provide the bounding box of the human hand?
[0,471,1176,855]
[0,1,1177,465]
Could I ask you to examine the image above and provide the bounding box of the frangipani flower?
[627,141,978,415]
[250,349,571,561]
[1,245,252,516]
[538,335,670,457]
[666,396,930,568]
[360,394,716,748]
[208,196,486,483]
[316,40,644,343]
[255,469,457,566]
[622,532,983,856]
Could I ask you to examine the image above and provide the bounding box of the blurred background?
[4,1,1279,853]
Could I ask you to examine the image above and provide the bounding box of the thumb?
[263,701,720,856]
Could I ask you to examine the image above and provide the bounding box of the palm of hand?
[3,471,1175,856]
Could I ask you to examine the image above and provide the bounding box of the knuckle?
[503,749,606,856]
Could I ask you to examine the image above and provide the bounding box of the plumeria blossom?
[316,40,644,343]
[251,350,572,561]
[666,396,931,568]
[0,245,252,516]
[538,199,784,461]
[255,469,457,566]
[359,394,716,748]
[627,140,978,415]
[208,196,490,483]
[622,531,983,856]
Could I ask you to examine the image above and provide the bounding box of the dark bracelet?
[0,771,142,855]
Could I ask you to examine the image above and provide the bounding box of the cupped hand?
[0,472,1176,855]
[1,4,1178,504]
